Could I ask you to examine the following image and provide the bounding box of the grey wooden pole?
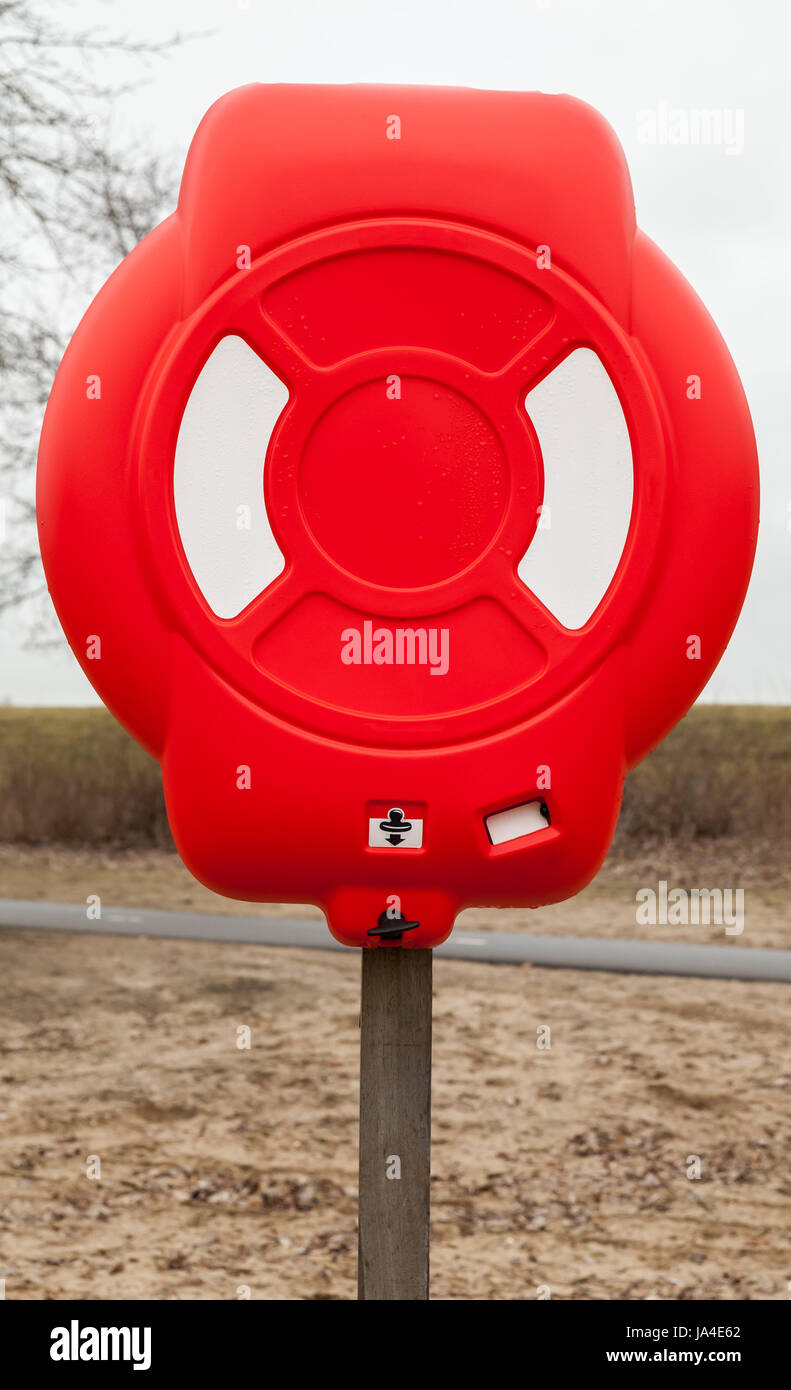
[358,946,433,1300]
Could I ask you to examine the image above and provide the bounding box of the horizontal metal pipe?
[0,899,788,982]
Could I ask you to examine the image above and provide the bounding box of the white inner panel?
[485,800,549,846]
[517,348,633,630]
[174,335,289,618]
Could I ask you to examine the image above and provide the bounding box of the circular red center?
[298,377,508,588]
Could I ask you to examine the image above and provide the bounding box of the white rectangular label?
[368,809,424,848]
[485,800,549,846]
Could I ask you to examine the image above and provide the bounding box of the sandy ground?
[0,842,789,1301]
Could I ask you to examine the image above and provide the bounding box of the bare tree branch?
[0,0,187,639]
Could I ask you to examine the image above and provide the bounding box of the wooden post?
[358,947,433,1300]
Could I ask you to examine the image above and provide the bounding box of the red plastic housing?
[37,85,759,947]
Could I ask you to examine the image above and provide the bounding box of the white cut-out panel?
[174,335,289,618]
[518,348,633,630]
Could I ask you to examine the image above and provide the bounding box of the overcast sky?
[3,0,787,703]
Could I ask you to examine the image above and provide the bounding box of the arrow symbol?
[387,833,404,845]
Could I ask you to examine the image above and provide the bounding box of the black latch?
[367,909,421,942]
